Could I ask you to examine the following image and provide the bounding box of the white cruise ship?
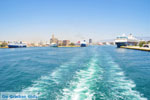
[115,34,138,48]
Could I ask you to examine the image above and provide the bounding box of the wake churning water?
[57,55,103,100]
[98,53,147,100]
[22,51,86,100]
[0,46,149,100]
[56,49,147,100]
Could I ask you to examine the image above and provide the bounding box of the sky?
[0,0,149,43]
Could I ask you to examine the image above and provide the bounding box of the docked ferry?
[115,34,138,48]
[80,40,87,47]
[8,42,27,48]
[50,43,58,47]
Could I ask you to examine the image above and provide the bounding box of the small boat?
[50,43,58,47]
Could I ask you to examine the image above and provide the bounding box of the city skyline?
[0,0,149,42]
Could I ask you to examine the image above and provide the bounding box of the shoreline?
[120,46,150,51]
[0,47,8,48]
[58,46,80,47]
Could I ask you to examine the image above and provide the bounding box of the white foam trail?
[22,52,85,99]
[58,56,103,100]
[104,54,147,100]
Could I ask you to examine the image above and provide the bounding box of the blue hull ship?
[80,41,87,47]
[81,43,86,47]
[8,45,27,48]
[115,42,127,48]
[8,42,27,48]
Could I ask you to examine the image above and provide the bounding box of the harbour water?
[0,46,150,100]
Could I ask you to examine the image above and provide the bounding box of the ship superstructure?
[115,34,138,48]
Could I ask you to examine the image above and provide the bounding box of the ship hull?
[115,42,127,48]
[115,42,138,48]
[50,44,58,47]
[8,45,27,48]
[115,34,138,48]
[80,44,86,47]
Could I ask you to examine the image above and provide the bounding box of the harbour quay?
[120,46,150,51]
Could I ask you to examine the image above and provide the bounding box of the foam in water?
[57,56,103,100]
[22,53,85,99]
[21,47,148,100]
[103,54,147,100]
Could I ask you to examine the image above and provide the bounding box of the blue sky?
[0,0,149,42]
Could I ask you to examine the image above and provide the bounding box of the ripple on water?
[100,54,147,100]
[22,53,85,100]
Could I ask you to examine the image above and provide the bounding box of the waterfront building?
[106,42,111,45]
[0,41,8,47]
[27,43,34,47]
[77,41,80,44]
[57,40,63,46]
[62,40,70,46]
[0,41,2,47]
[109,42,115,45]
[45,41,50,46]
[29,42,39,47]
[89,39,92,44]
[76,41,80,46]
[39,41,43,46]
[50,34,58,44]
[98,42,104,45]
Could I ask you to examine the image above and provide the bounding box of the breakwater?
[121,46,150,51]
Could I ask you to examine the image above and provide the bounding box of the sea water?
[0,46,150,100]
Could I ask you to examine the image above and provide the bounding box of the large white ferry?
[115,34,138,48]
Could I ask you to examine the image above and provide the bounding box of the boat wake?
[57,55,103,100]
[21,47,148,100]
[56,51,147,100]
[22,52,85,100]
[97,52,147,100]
